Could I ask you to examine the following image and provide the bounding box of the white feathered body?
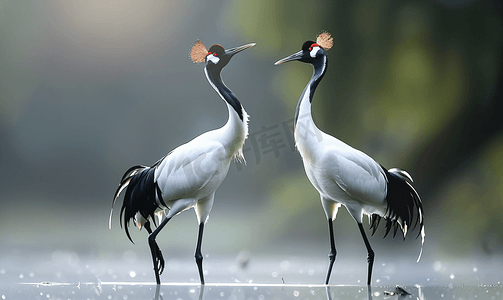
[276,40,424,285]
[153,103,248,223]
[111,41,254,285]
[112,100,248,242]
[294,83,387,224]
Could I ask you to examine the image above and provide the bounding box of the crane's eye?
[213,52,217,56]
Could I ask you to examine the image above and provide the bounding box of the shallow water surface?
[1,250,502,299]
[2,282,503,300]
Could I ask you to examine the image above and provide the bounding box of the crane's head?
[274,31,333,65]
[190,41,255,71]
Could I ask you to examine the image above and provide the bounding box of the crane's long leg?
[325,218,337,285]
[195,222,205,284]
[357,222,375,286]
[145,217,171,285]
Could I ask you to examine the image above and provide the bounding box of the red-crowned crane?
[110,40,255,285]
[275,32,424,286]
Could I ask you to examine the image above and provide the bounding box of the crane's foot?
[155,244,165,275]
[148,236,165,283]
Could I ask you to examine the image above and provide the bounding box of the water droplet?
[293,290,300,297]
[0,269,5,275]
[308,269,315,275]
[449,273,455,280]
[433,261,442,272]
[280,261,290,270]
[271,271,278,278]
[129,271,136,278]
[189,289,196,294]
[19,274,24,279]
[2,295,6,300]
[219,291,224,297]
[473,267,478,272]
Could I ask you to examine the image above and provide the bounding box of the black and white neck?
[273,42,329,155]
[204,65,246,122]
[294,50,328,127]
[203,44,250,160]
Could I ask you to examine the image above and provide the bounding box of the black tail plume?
[110,165,147,231]
[370,167,425,260]
[110,164,164,244]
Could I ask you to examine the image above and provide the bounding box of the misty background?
[1,0,503,282]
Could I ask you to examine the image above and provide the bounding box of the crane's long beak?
[274,50,303,65]
[225,43,256,57]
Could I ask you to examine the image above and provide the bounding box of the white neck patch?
[310,46,320,58]
[207,54,220,65]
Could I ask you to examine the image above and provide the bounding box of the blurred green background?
[1,0,502,273]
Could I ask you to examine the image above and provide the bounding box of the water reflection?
[147,284,503,300]
[3,282,502,299]
[153,284,162,300]
[150,284,374,300]
[152,284,204,300]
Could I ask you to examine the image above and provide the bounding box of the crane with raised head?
[275,31,424,286]
[110,40,255,285]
